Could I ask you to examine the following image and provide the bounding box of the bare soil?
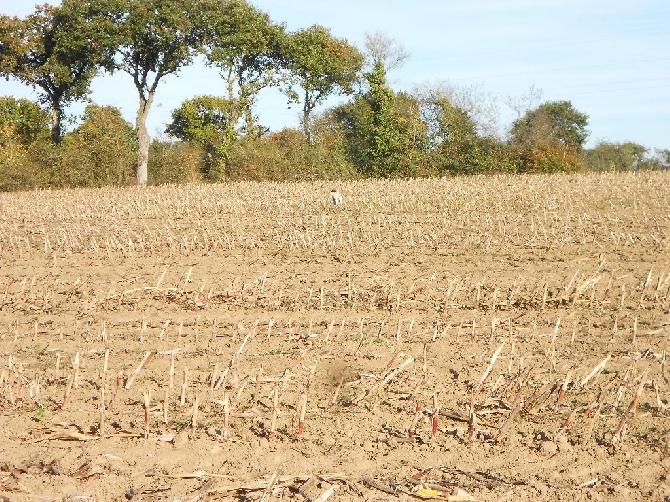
[1,173,669,501]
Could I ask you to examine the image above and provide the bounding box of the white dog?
[330,189,343,206]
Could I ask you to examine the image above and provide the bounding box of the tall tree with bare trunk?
[281,25,363,142]
[109,0,208,185]
[202,0,285,140]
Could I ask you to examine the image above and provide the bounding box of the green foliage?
[0,1,119,142]
[110,0,212,184]
[509,101,589,173]
[226,128,357,181]
[0,137,60,191]
[515,144,583,174]
[310,112,361,179]
[148,140,205,185]
[0,127,34,191]
[365,63,404,177]
[114,0,205,77]
[433,99,478,144]
[166,95,236,180]
[282,24,363,139]
[56,105,136,187]
[475,139,520,174]
[0,97,50,145]
[584,141,647,172]
[333,63,426,177]
[166,96,233,144]
[225,135,296,181]
[202,0,285,135]
[2,104,137,191]
[3,3,661,187]
[0,97,52,191]
[510,100,590,151]
[422,98,481,175]
[35,406,46,421]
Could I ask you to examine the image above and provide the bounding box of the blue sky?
[1,0,668,150]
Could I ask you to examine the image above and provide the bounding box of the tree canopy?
[2,1,666,191]
[281,25,363,141]
[0,96,50,145]
[584,141,648,172]
[105,0,212,185]
[165,95,235,180]
[0,1,119,142]
[332,62,425,177]
[202,0,285,137]
[510,100,590,151]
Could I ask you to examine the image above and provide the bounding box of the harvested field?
[1,172,669,501]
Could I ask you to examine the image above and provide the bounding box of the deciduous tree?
[203,0,285,138]
[333,62,425,177]
[510,100,589,173]
[166,95,234,180]
[282,25,363,141]
[0,1,118,143]
[584,141,647,171]
[109,0,210,185]
[510,100,589,150]
[426,98,479,174]
[0,96,50,146]
[0,97,51,189]
[59,104,136,186]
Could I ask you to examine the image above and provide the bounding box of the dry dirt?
[1,172,669,501]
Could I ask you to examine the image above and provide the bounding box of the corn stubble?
[1,172,669,499]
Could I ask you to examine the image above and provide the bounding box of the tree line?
[1,0,668,191]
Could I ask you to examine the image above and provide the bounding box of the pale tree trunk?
[50,101,63,144]
[302,105,310,142]
[302,90,314,143]
[243,99,254,136]
[135,93,153,185]
[226,70,244,134]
